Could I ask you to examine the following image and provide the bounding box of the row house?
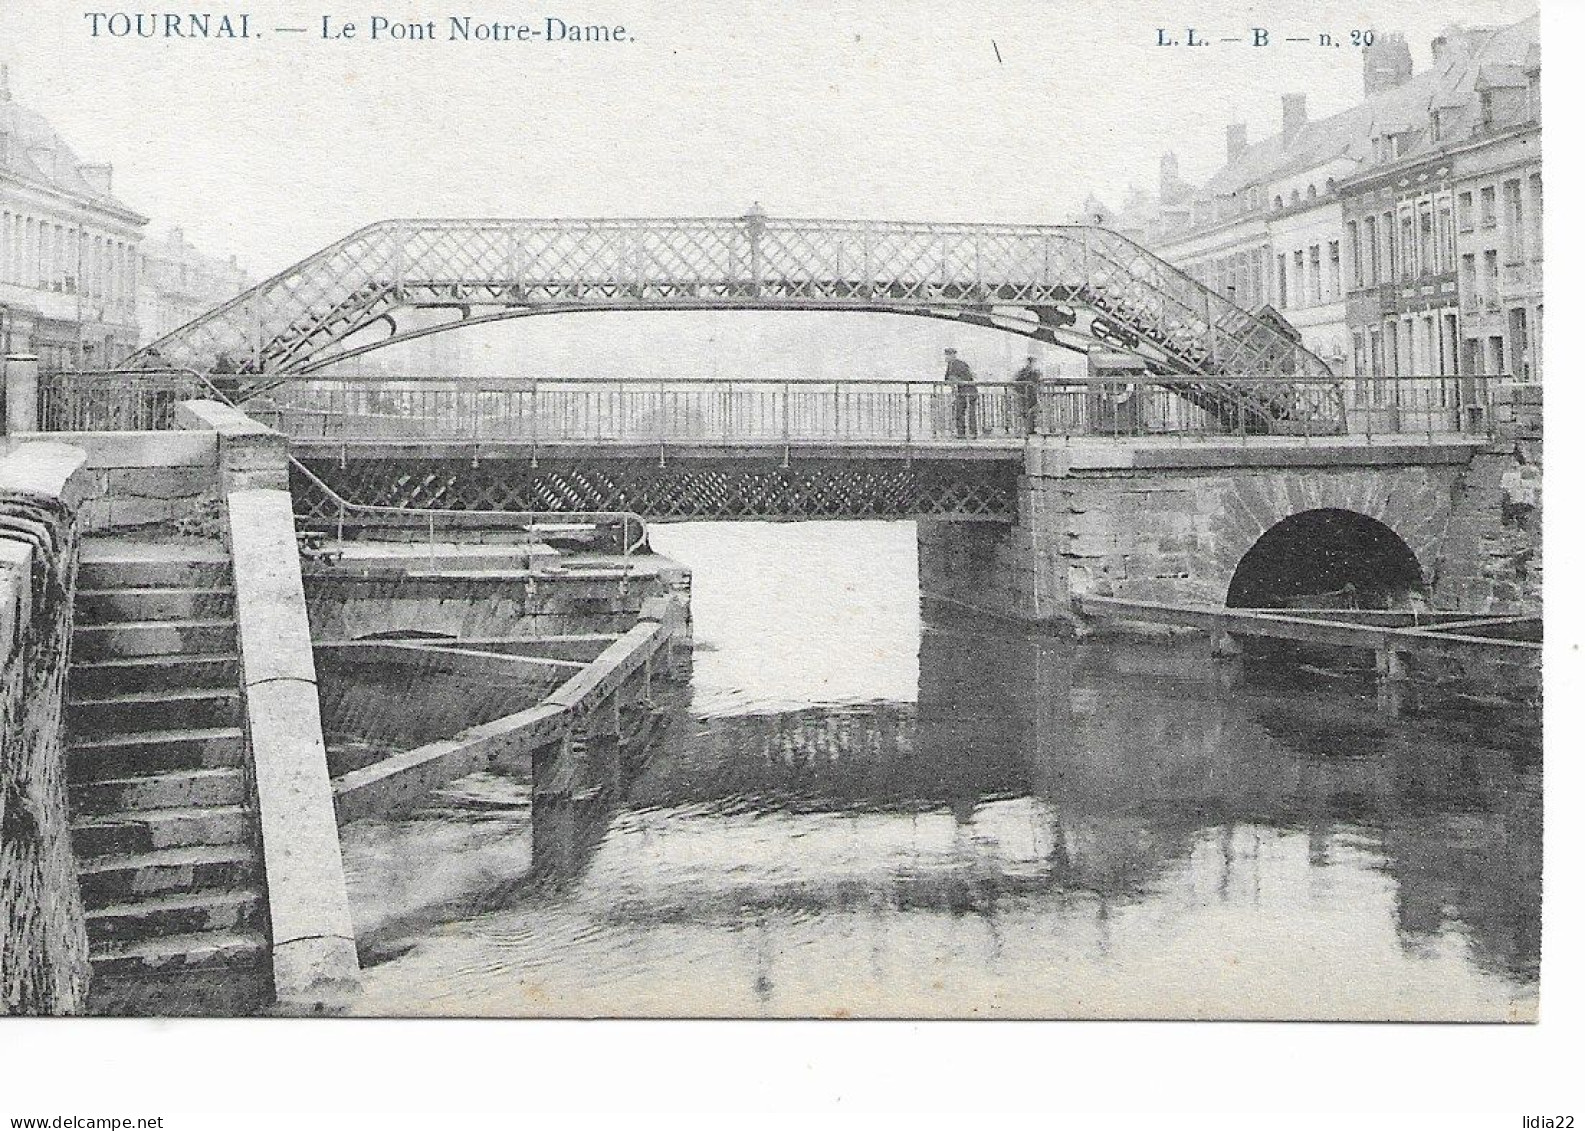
[136,225,253,346]
[1449,42,1542,381]
[0,65,147,371]
[1098,14,1540,387]
[1338,19,1541,383]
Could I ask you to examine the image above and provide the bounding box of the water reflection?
[341,522,1540,1020]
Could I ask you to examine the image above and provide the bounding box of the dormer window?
[1306,184,1317,201]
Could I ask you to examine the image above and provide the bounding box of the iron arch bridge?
[125,213,1337,428]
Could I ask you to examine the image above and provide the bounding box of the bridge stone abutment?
[921,414,1541,625]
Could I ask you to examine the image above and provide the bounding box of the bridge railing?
[253,375,1502,444]
[38,368,211,431]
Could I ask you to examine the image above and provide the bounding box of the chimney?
[1281,94,1308,141]
[1,63,11,102]
[1364,33,1414,92]
[81,162,113,196]
[1226,123,1248,164]
[1159,151,1180,198]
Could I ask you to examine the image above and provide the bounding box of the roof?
[1166,12,1539,210]
[0,92,146,218]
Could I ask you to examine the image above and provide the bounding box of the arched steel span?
[124,213,1335,416]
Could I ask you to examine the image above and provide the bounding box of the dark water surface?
[341,522,1541,1019]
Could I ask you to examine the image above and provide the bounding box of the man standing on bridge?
[1013,354,1042,435]
[944,348,978,438]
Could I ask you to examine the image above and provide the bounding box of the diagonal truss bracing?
[126,215,1337,424]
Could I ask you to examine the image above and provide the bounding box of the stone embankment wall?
[0,430,222,537]
[1431,385,1542,614]
[0,442,89,1015]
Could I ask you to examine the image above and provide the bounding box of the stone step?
[69,726,246,781]
[70,652,239,700]
[71,768,247,814]
[73,619,236,660]
[88,967,273,1017]
[70,688,241,741]
[86,889,264,945]
[88,928,269,978]
[75,587,234,625]
[72,804,253,857]
[79,541,231,591]
[76,844,260,905]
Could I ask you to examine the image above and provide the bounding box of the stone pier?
[920,389,1542,625]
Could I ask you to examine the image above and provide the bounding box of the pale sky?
[1,0,1539,274]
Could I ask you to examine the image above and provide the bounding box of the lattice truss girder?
[127,218,1336,401]
[293,457,1018,522]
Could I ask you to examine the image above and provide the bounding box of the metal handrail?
[287,453,650,557]
[37,366,652,557]
[259,374,1503,443]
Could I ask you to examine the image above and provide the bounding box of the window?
[1308,245,1322,303]
[1464,337,1484,376]
[1437,201,1453,273]
[1484,249,1500,303]
[1418,205,1435,277]
[1348,221,1363,287]
[1276,254,1288,308]
[1458,191,1475,232]
[1382,212,1396,282]
[1509,308,1530,381]
[1364,216,1379,285]
[1293,250,1305,305]
[1460,253,1478,305]
[1530,172,1543,258]
[1399,212,1416,279]
[1480,185,1497,227]
[1328,240,1341,298]
[1504,179,1525,262]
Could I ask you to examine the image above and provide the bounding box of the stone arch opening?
[1227,508,1425,609]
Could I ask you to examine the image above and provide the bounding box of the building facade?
[1447,37,1542,380]
[136,226,253,346]
[1338,21,1540,383]
[0,65,147,371]
[1092,14,1541,383]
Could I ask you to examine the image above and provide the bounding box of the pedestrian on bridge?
[1013,354,1042,435]
[944,348,978,438]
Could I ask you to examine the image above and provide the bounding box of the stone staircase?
[66,537,271,1015]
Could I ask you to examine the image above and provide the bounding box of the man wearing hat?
[943,347,978,438]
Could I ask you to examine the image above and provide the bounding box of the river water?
[339,521,1541,1020]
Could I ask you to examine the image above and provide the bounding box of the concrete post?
[4,355,41,434]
